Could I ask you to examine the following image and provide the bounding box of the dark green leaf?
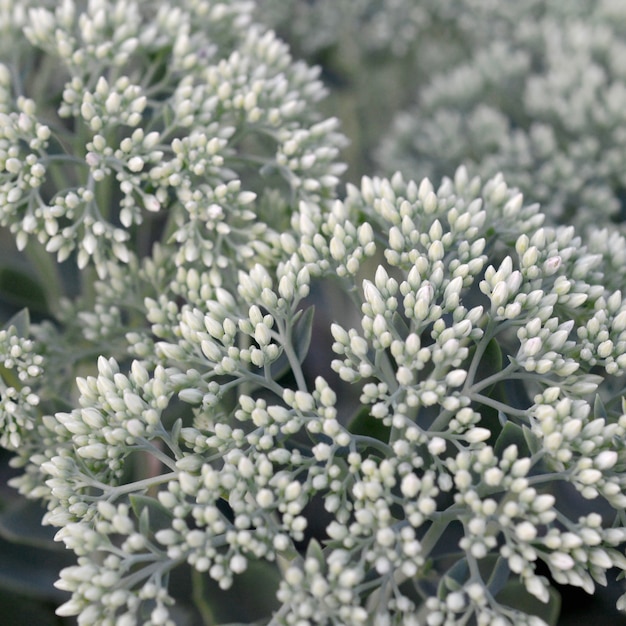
[0,534,74,601]
[438,558,469,598]
[3,308,30,336]
[594,394,608,421]
[471,337,503,394]
[0,268,48,314]
[269,351,291,381]
[439,555,504,600]
[0,499,62,550]
[523,425,541,456]
[138,503,150,538]
[486,556,511,597]
[170,418,182,446]
[129,494,174,535]
[494,422,531,458]
[0,589,61,625]
[305,538,325,567]
[347,405,391,443]
[497,579,561,626]
[391,311,410,338]
[193,559,282,623]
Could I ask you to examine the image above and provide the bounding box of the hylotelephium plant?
[2,1,626,625]
[376,0,626,232]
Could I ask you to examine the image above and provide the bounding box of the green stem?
[468,361,519,394]
[192,567,219,626]
[464,320,497,389]
[420,506,462,554]
[105,471,178,499]
[280,323,308,392]
[470,393,528,418]
[352,434,393,456]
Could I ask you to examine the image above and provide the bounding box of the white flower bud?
[577,469,602,485]
[491,281,509,308]
[427,437,446,456]
[445,369,467,388]
[515,521,537,541]
[329,236,346,261]
[597,340,614,359]
[594,450,618,470]
[401,473,420,498]
[395,365,413,386]
[483,467,504,486]
[350,335,368,357]
[465,428,491,444]
[363,280,386,315]
[256,489,274,509]
[549,552,575,570]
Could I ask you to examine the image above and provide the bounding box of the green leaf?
[3,307,30,336]
[0,589,61,625]
[170,418,183,446]
[189,559,282,624]
[522,425,541,456]
[293,305,315,363]
[0,534,74,601]
[473,337,503,393]
[0,499,61,550]
[494,422,531,458]
[0,267,48,314]
[391,311,410,339]
[486,556,511,597]
[269,351,291,381]
[305,538,325,567]
[129,494,174,536]
[438,558,469,598]
[594,394,608,421]
[347,405,391,443]
[497,579,561,626]
[439,555,505,600]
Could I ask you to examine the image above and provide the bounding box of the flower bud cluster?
[9,166,625,625]
[276,548,369,625]
[425,592,549,626]
[578,291,626,375]
[39,358,174,525]
[25,1,142,72]
[155,447,312,590]
[515,316,578,377]
[1,0,345,276]
[531,388,626,507]
[0,93,51,250]
[4,6,626,618]
[539,513,626,597]
[155,260,314,391]
[378,4,626,231]
[0,321,43,449]
[54,516,177,626]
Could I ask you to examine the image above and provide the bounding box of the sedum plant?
[377,0,626,231]
[1,1,626,625]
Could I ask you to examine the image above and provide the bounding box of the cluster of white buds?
[378,2,626,231]
[1,164,623,624]
[0,312,43,449]
[1,2,626,626]
[0,0,345,276]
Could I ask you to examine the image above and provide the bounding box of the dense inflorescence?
[377,1,626,231]
[0,0,345,275]
[1,2,626,626]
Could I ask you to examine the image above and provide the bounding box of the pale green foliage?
[1,2,626,626]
